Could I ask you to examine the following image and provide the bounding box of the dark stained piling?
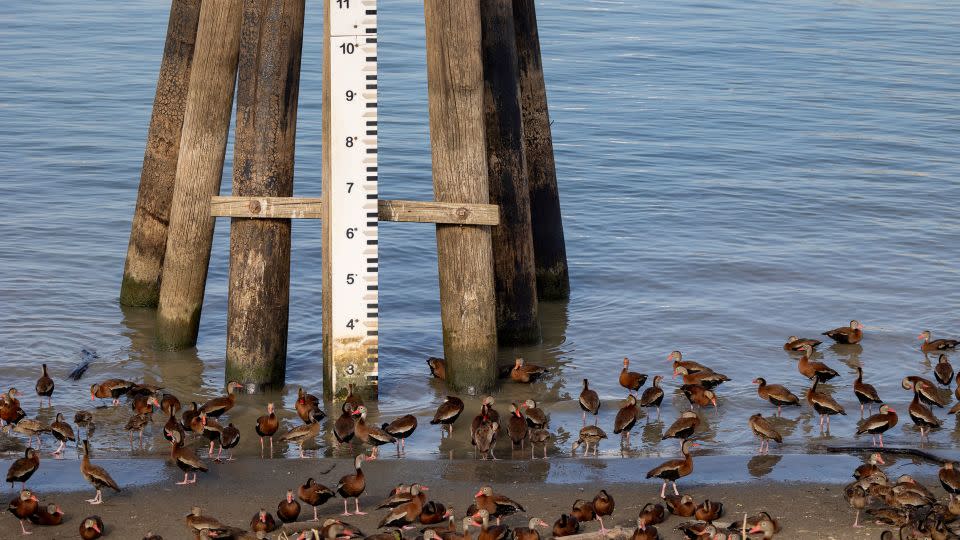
[120,0,202,307]
[513,0,570,300]
[224,0,305,387]
[424,0,499,392]
[479,0,541,344]
[156,0,243,349]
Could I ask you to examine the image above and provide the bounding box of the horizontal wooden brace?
[210,196,499,225]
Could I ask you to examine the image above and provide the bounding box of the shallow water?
[1,0,959,460]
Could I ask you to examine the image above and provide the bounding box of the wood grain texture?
[210,197,499,225]
[120,0,202,307]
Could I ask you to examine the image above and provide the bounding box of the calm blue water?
[1,0,959,459]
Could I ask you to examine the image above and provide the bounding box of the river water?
[1,0,959,461]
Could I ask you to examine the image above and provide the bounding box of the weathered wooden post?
[479,0,541,345]
[120,0,202,307]
[424,0,499,392]
[156,0,243,349]
[224,0,304,387]
[513,0,570,300]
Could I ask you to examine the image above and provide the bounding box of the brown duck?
[337,454,367,515]
[572,425,607,456]
[638,502,666,528]
[571,499,595,523]
[472,509,509,540]
[522,399,547,429]
[50,412,76,456]
[90,379,134,406]
[378,484,426,529]
[646,438,698,497]
[474,420,499,460]
[854,367,883,417]
[473,486,524,525]
[935,354,954,386]
[168,429,207,485]
[200,381,243,418]
[857,404,897,447]
[79,515,104,540]
[823,320,864,344]
[796,344,839,382]
[419,499,449,526]
[280,419,322,459]
[80,440,120,504]
[680,384,716,410]
[29,502,63,526]
[507,402,528,449]
[511,357,547,384]
[619,358,647,395]
[675,366,730,389]
[427,357,447,380]
[903,375,948,408]
[159,392,181,416]
[663,494,696,517]
[631,518,658,540]
[382,414,418,453]
[336,403,357,445]
[639,375,665,420]
[784,336,822,351]
[0,388,25,426]
[278,489,301,523]
[908,385,940,442]
[853,452,885,480]
[919,330,959,353]
[939,462,960,495]
[748,413,781,454]
[251,509,277,534]
[552,513,580,537]
[430,396,465,436]
[579,379,600,424]
[592,489,615,534]
[7,488,38,535]
[695,499,723,522]
[513,517,549,540]
[667,351,709,374]
[299,477,336,521]
[217,422,240,462]
[613,395,638,441]
[6,448,39,489]
[255,403,279,458]
[354,405,396,459]
[345,383,364,412]
[753,377,799,416]
[807,379,846,431]
[35,364,54,408]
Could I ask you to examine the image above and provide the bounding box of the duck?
[74,410,93,441]
[0,388,25,426]
[382,414,418,453]
[79,515,104,539]
[552,513,579,537]
[674,365,730,389]
[299,477,336,521]
[796,344,839,382]
[473,486,524,525]
[90,379,135,406]
[378,484,426,529]
[419,500,448,525]
[939,462,960,495]
[695,499,723,522]
[185,506,225,537]
[255,403,279,458]
[336,403,357,446]
[34,364,54,408]
[7,489,38,535]
[619,358,647,395]
[753,378,799,417]
[746,515,780,539]
[934,354,954,386]
[853,452,885,480]
[680,384,717,410]
[280,419,322,459]
[572,425,607,456]
[748,413,782,454]
[217,422,240,462]
[162,411,184,446]
[592,490,615,534]
[646,439,698,497]
[181,401,201,432]
[80,439,120,504]
[639,375,665,420]
[131,394,159,415]
[663,494,696,517]
[278,489,301,523]
[168,429,207,485]
[522,399,547,429]
[579,379,600,424]
[345,383,364,412]
[474,420,499,460]
[437,517,474,540]
[823,320,864,344]
[472,509,509,540]
[857,404,898,447]
[319,518,364,539]
[638,502,666,528]
[124,412,152,449]
[430,396,465,436]
[4,418,49,449]
[529,428,551,459]
[919,330,959,353]
[631,518,659,540]
[354,405,396,459]
[427,357,447,380]
[158,392,181,416]
[511,357,547,384]
[853,367,883,417]
[337,454,367,515]
[783,336,822,351]
[377,483,415,509]
[200,381,243,418]
[199,411,223,457]
[507,402,528,449]
[667,351,709,375]
[513,517,549,540]
[49,412,76,456]
[676,520,711,539]
[806,379,846,431]
[908,385,941,442]
[845,484,868,528]
[6,448,39,489]
[29,502,64,526]
[571,499,595,523]
[250,509,277,534]
[903,376,948,408]
[614,395,639,441]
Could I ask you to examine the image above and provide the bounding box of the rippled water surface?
[1,0,959,460]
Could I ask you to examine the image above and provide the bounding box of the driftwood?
[825,445,946,465]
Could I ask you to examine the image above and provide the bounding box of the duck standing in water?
[430,396,464,437]
[579,379,600,425]
[255,403,279,458]
[35,364,54,408]
[619,357,647,395]
[823,320,864,344]
[639,375,665,421]
[646,438,698,498]
[856,404,897,447]
[753,378,799,417]
[853,367,883,418]
[918,330,959,354]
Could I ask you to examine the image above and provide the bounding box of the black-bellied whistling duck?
[796,344,839,382]
[5,418,49,449]
[857,404,897,447]
[427,357,447,380]
[853,452,885,480]
[579,379,600,425]
[919,330,959,353]
[163,411,184,446]
[511,357,547,384]
[299,477,335,521]
[377,483,415,509]
[255,403,279,458]
[345,383,364,412]
[823,320,864,344]
[320,518,364,539]
[903,375,948,408]
[78,515,104,540]
[646,438,698,497]
[200,381,243,418]
[131,394,159,415]
[677,521,710,538]
[439,517,474,540]
[127,382,162,399]
[513,517,548,540]
[168,429,207,485]
[124,412,152,449]
[217,422,240,462]
[480,396,500,424]
[294,387,322,424]
[619,358,647,395]
[753,378,800,417]
[181,401,200,432]
[854,367,883,418]
[522,399,547,429]
[7,488,37,535]
[280,419,321,459]
[199,411,223,457]
[784,336,822,351]
[379,484,426,529]
[353,405,396,459]
[908,385,940,442]
[431,396,465,436]
[158,392,181,416]
[746,514,780,539]
[1,464,35,504]
[638,502,666,527]
[507,402,528,449]
[552,513,579,537]
[185,506,224,537]
[592,490,615,534]
[419,500,448,525]
[35,364,53,408]
[935,354,954,386]
[474,486,524,525]
[573,425,607,456]
[0,388,24,426]
[662,411,700,444]
[667,351,709,374]
[529,428,550,459]
[844,484,867,528]
[640,375,665,420]
[614,395,638,441]
[251,509,277,534]
[806,379,846,432]
[472,509,509,540]
[474,420,499,460]
[79,440,120,504]
[695,499,723,522]
[748,413,782,454]
[50,412,76,456]
[675,366,730,389]
[681,384,717,411]
[74,410,93,442]
[663,494,696,517]
[337,454,367,515]
[383,414,418,453]
[278,489,301,523]
[571,499,595,523]
[630,518,658,540]
[29,502,63,526]
[940,462,960,495]
[90,379,134,407]
[336,403,357,446]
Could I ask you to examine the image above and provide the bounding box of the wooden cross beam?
[210,196,499,225]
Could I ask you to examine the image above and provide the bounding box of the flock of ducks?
[3,320,960,538]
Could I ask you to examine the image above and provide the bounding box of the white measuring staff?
[329,0,378,390]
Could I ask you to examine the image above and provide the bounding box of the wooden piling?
[224,0,304,387]
[479,0,541,345]
[120,0,202,307]
[513,0,570,300]
[156,0,243,349]
[424,0,499,392]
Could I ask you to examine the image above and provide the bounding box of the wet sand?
[6,453,953,539]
